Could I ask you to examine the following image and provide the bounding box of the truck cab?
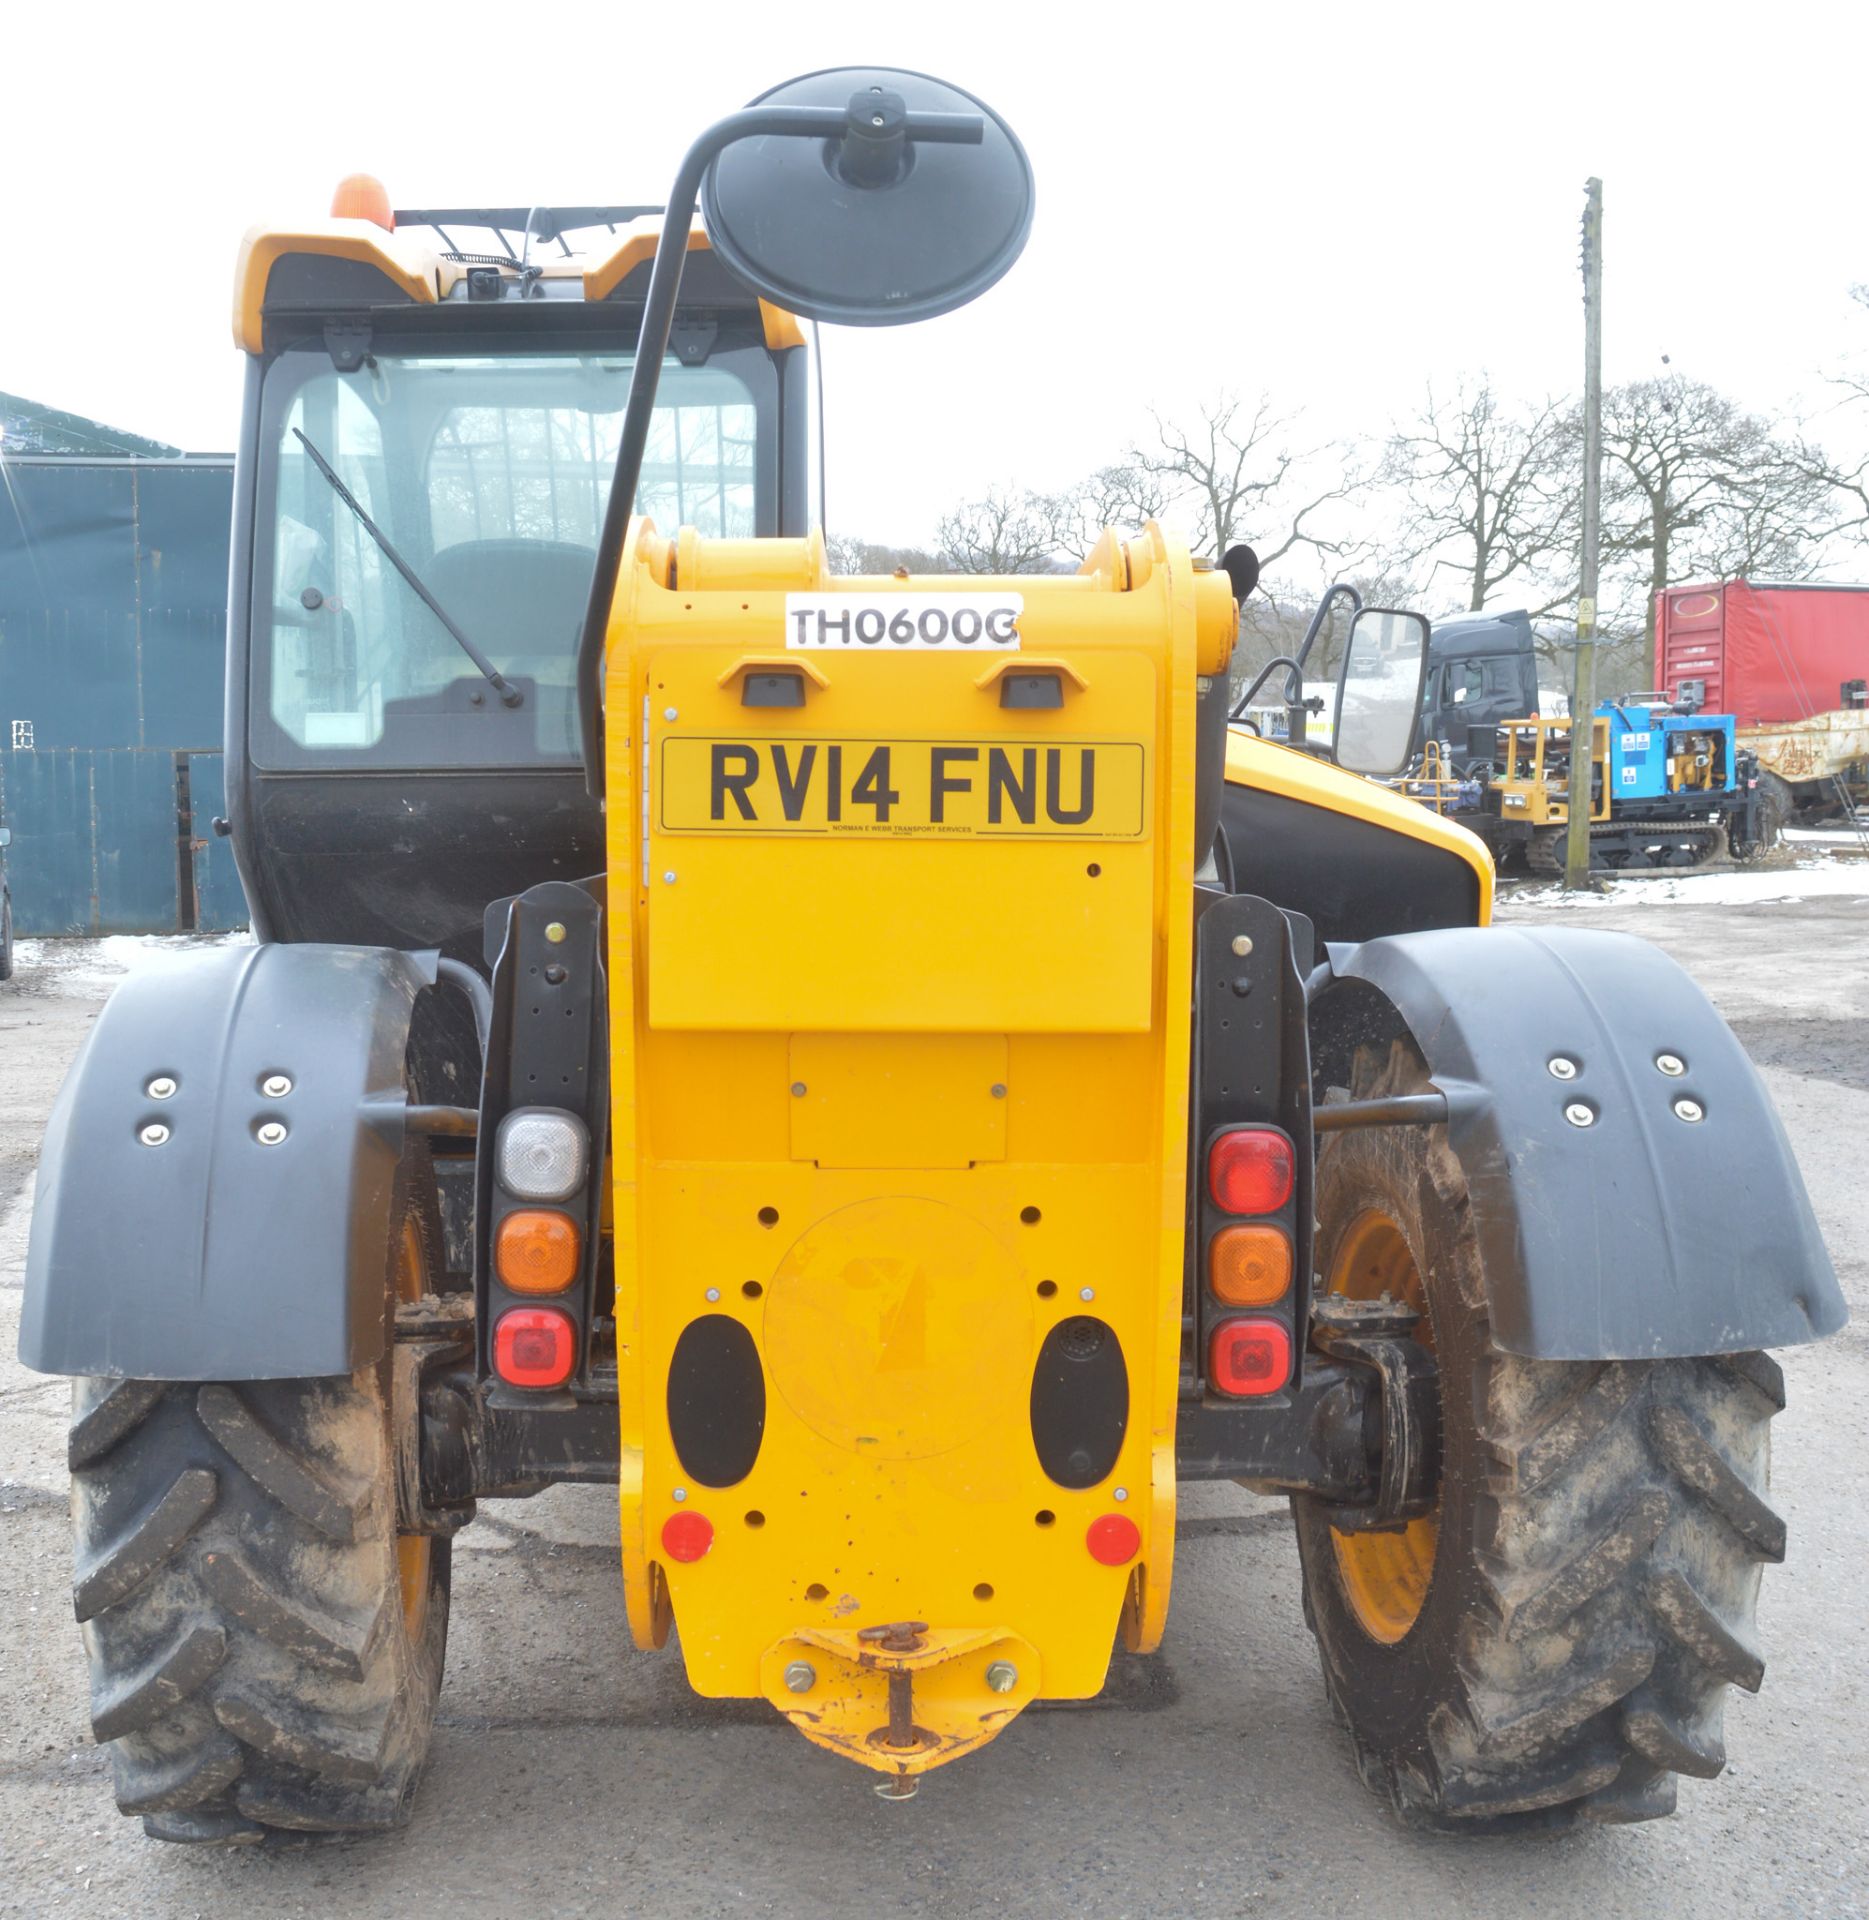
[1419,608,1541,769]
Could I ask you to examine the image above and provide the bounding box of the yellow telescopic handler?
[21,68,1843,1843]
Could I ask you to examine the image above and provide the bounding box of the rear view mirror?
[1334,609,1430,777]
[701,68,1034,327]
[0,826,10,848]
[578,66,1034,796]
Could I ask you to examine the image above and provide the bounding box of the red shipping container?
[1655,581,1869,726]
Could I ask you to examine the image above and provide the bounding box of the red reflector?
[492,1307,576,1388]
[662,1510,714,1563]
[1208,1316,1293,1397]
[1086,1513,1141,1566]
[1208,1128,1294,1214]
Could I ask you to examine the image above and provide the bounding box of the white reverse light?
[496,1108,589,1202]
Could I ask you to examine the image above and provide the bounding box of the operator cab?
[227,200,812,973]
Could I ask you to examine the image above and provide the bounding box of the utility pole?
[1564,178,1604,890]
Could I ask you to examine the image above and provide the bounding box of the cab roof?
[1426,608,1535,660]
[232,203,804,355]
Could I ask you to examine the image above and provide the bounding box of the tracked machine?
[21,69,1844,1843]
[1487,701,1773,874]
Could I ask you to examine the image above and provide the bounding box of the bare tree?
[1048,461,1173,560]
[1383,379,1577,615]
[1779,288,1869,554]
[1599,376,1832,646]
[825,534,942,575]
[1132,394,1361,570]
[1790,440,1869,553]
[1833,283,1869,408]
[934,487,1065,573]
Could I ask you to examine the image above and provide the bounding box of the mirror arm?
[1293,581,1362,675]
[576,101,985,799]
[1229,654,1307,723]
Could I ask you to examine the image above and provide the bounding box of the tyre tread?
[90,1623,229,1742]
[69,1379,165,1471]
[73,1467,218,1622]
[195,1384,366,1542]
[1500,1488,1670,1639]
[198,1548,374,1678]
[111,1722,244,1814]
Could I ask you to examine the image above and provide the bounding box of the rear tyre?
[0,895,13,981]
[68,1147,450,1843]
[1294,1040,1784,1831]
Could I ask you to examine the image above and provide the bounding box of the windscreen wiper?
[292,428,523,709]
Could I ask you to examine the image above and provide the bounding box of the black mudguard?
[1316,925,1845,1361]
[19,942,436,1381]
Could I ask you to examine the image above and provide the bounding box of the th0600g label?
[784,592,1022,651]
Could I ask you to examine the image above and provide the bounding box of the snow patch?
[12,930,253,999]
[1509,859,1869,909]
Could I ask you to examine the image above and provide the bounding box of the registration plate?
[659,737,1148,839]
[784,591,1022,651]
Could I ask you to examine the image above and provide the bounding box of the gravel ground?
[0,893,1864,1920]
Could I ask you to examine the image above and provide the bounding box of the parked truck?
[1418,609,1542,773]
[1655,580,1869,830]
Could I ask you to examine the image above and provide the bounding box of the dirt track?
[1,895,1865,1919]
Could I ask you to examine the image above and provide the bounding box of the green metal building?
[0,392,244,935]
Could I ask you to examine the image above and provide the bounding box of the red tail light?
[1208,1316,1293,1397]
[1207,1127,1294,1215]
[492,1306,576,1388]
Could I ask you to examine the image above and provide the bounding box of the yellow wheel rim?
[1328,1208,1439,1645]
[393,1212,433,1643]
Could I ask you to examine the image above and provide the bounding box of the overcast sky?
[7,0,1867,582]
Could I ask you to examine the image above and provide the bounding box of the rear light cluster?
[1203,1126,1297,1399]
[490,1108,591,1390]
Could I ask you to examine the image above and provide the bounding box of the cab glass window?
[251,341,775,769]
[1448,661,1486,705]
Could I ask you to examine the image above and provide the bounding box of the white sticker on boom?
[784,592,1023,651]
